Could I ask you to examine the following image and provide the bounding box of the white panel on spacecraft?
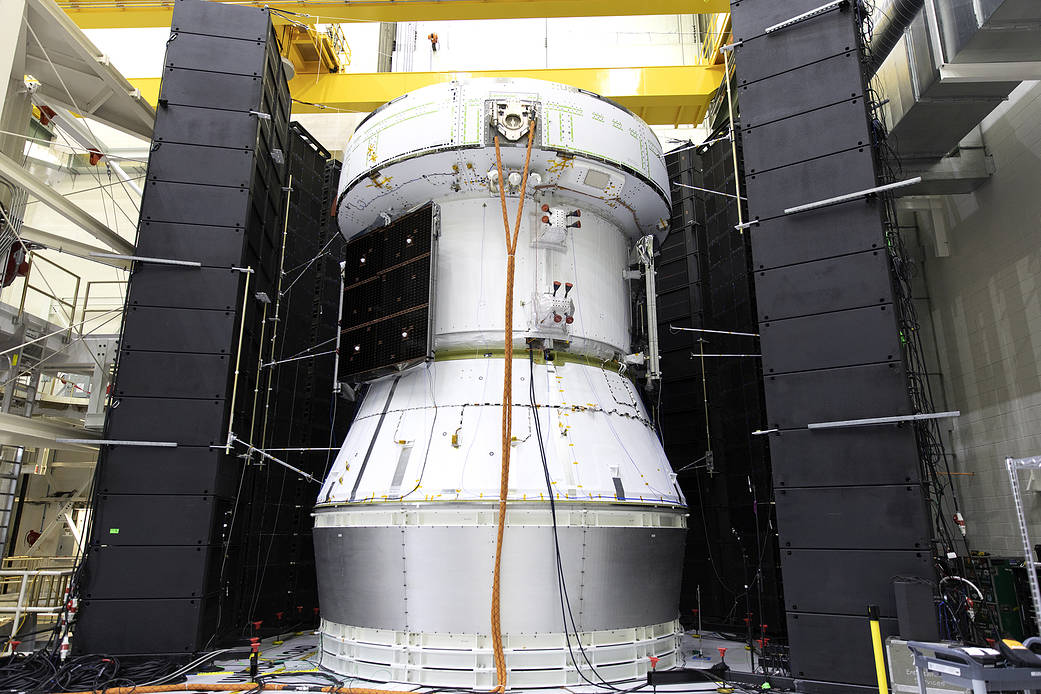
[314,78,687,689]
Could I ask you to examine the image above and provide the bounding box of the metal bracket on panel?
[634,235,661,383]
[673,182,746,201]
[806,410,960,430]
[670,325,759,338]
[55,438,178,447]
[764,0,848,35]
[720,41,743,53]
[89,252,202,268]
[783,177,922,215]
[734,220,757,231]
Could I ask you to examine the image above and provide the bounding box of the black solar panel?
[339,204,435,382]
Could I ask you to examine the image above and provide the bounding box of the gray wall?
[919,80,1041,555]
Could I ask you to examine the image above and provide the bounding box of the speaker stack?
[76,0,294,654]
[730,1,933,686]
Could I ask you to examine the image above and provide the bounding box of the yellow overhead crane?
[129,64,725,127]
[61,0,730,29]
[68,0,731,127]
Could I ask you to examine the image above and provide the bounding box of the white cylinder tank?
[315,78,687,689]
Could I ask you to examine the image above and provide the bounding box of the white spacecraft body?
[315,78,687,689]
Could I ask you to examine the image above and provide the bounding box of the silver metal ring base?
[318,618,682,689]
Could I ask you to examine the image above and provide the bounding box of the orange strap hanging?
[489,119,537,693]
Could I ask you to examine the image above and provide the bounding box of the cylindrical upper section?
[335,78,671,241]
[433,197,632,357]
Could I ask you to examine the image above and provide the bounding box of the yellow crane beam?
[61,0,729,29]
[130,65,724,127]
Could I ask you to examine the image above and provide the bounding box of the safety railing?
[0,563,75,653]
[16,251,81,342]
[79,279,127,336]
[695,12,732,66]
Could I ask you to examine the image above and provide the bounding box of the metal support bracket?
[784,177,922,215]
[764,0,847,35]
[89,252,201,267]
[54,438,177,447]
[807,410,960,430]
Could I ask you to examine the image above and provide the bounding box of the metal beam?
[0,150,134,254]
[0,411,99,452]
[17,225,132,269]
[62,0,730,28]
[131,64,725,126]
[938,61,1041,83]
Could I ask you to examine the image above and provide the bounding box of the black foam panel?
[135,221,247,267]
[105,396,227,446]
[160,67,265,112]
[148,142,256,188]
[745,148,878,222]
[762,362,912,430]
[128,266,242,311]
[733,10,859,84]
[153,104,265,149]
[82,546,219,599]
[164,33,269,76]
[97,446,236,496]
[121,306,237,353]
[768,427,921,487]
[786,613,899,685]
[738,53,865,127]
[775,485,930,550]
[114,351,231,399]
[755,250,892,321]
[92,494,227,546]
[75,598,215,655]
[781,548,932,617]
[748,204,886,270]
[140,179,252,226]
[742,98,873,175]
[759,305,902,375]
[169,0,270,41]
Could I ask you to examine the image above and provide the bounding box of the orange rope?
[490,120,537,693]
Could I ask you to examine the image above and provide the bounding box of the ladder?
[1006,455,1041,637]
[0,447,23,553]
[1,330,43,417]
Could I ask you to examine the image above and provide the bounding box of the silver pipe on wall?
[867,0,925,74]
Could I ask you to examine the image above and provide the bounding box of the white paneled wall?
[920,80,1041,554]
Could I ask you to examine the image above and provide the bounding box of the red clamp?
[9,641,21,650]
[648,656,660,670]
[313,607,320,616]
[250,637,261,654]
[718,647,727,660]
[251,620,263,631]
[38,105,57,126]
[296,605,304,612]
[275,612,284,620]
